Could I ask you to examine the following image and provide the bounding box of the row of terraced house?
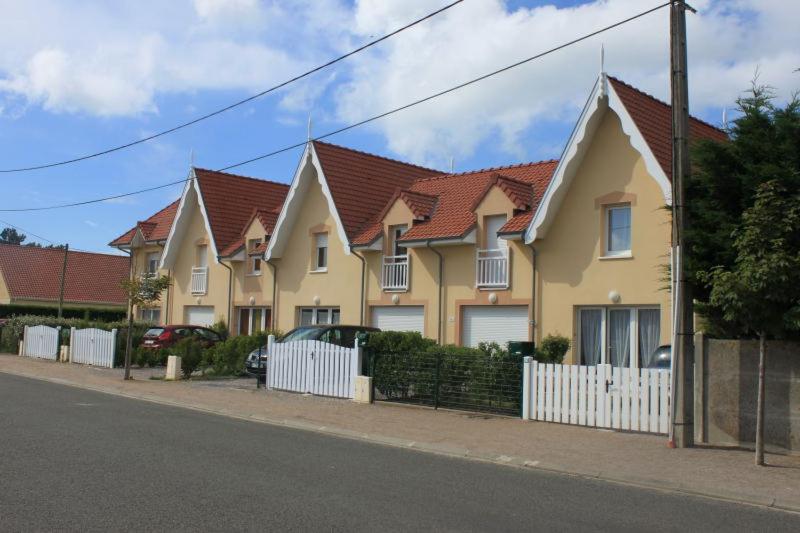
[110,74,726,367]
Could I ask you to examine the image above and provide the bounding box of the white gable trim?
[159,168,220,268]
[266,143,351,260]
[525,75,672,243]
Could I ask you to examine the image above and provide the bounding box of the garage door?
[184,306,215,327]
[371,306,424,334]
[461,306,529,348]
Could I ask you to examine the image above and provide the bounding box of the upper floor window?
[146,252,160,275]
[391,225,408,258]
[484,215,508,251]
[248,239,262,274]
[196,244,208,268]
[314,233,328,271]
[605,205,631,256]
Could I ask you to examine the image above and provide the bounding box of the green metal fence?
[368,350,522,416]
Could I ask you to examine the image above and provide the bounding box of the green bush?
[209,319,230,341]
[174,338,205,378]
[206,331,276,376]
[133,346,168,368]
[364,330,436,354]
[536,334,570,363]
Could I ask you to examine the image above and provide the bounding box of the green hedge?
[0,304,125,321]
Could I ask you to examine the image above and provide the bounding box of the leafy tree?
[119,272,172,380]
[0,227,26,245]
[688,83,800,335]
[700,180,800,465]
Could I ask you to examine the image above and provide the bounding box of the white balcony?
[191,266,208,295]
[382,255,409,291]
[476,248,509,288]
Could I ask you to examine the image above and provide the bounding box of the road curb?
[2,367,798,515]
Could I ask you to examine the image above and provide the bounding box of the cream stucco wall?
[272,169,362,332]
[0,270,10,304]
[168,198,232,327]
[364,186,534,345]
[231,218,274,333]
[534,109,672,363]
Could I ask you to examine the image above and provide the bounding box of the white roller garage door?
[461,306,529,348]
[371,306,424,334]
[184,306,215,327]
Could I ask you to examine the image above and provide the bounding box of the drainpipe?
[426,240,444,344]
[350,246,367,326]
[267,259,278,329]
[218,257,233,335]
[527,241,537,345]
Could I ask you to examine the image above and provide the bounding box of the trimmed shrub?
[209,319,230,341]
[174,338,205,378]
[206,331,278,376]
[536,334,570,363]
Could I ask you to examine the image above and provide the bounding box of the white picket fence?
[267,337,362,399]
[70,327,117,368]
[522,359,671,434]
[22,325,61,360]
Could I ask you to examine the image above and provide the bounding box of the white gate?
[267,338,361,399]
[522,359,671,434]
[22,325,61,360]
[70,327,117,368]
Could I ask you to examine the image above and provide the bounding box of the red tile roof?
[608,77,728,180]
[0,244,129,306]
[396,161,558,242]
[312,141,442,239]
[193,168,289,258]
[110,200,179,247]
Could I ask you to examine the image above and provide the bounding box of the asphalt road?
[1,373,798,532]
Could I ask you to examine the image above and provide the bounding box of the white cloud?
[84,220,99,228]
[335,0,800,165]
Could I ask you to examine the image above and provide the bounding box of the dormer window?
[248,238,262,275]
[146,252,160,275]
[314,233,328,271]
[605,205,631,257]
[391,225,408,258]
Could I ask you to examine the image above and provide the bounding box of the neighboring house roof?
[0,244,129,306]
[607,77,728,180]
[110,200,179,247]
[194,168,289,258]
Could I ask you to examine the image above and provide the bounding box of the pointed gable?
[110,200,179,247]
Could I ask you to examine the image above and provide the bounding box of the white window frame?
[238,306,269,335]
[145,252,161,275]
[391,225,408,258]
[313,233,328,272]
[139,307,161,323]
[604,204,632,257]
[298,307,340,326]
[576,306,660,368]
[247,239,262,275]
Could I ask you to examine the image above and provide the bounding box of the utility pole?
[57,244,69,319]
[670,0,694,448]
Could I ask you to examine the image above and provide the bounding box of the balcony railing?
[476,248,509,288]
[382,255,409,291]
[191,266,208,295]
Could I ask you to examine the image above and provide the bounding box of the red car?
[140,325,223,350]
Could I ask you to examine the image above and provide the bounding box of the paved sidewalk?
[2,354,799,512]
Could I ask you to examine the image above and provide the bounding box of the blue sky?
[0,0,796,253]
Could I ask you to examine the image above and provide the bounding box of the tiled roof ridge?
[412,159,559,184]
[607,75,726,135]
[0,242,126,260]
[109,199,179,245]
[193,167,290,189]
[312,140,443,174]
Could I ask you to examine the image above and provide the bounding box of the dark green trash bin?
[507,341,536,358]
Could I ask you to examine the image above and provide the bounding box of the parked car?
[647,345,672,369]
[244,325,380,381]
[140,325,223,350]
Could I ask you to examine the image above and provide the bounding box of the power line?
[0,0,464,174]
[0,1,671,213]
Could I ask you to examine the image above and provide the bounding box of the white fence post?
[522,356,532,420]
[266,334,275,390]
[69,327,76,364]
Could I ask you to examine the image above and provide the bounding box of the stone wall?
[694,333,800,454]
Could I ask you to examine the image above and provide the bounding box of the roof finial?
[189,148,195,168]
[307,114,313,142]
[600,43,605,75]
[449,156,455,173]
[722,107,729,130]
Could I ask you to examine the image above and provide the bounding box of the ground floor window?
[299,307,340,326]
[238,307,271,336]
[577,307,661,368]
[139,308,161,323]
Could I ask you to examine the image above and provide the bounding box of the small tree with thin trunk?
[701,180,800,465]
[120,272,171,380]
